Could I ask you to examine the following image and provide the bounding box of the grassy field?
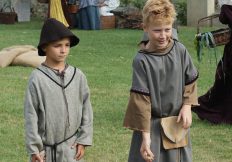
[0,18,232,162]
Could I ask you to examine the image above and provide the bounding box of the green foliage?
[120,0,146,8]
[0,18,232,162]
[132,0,146,9]
[120,0,131,6]
[175,0,187,25]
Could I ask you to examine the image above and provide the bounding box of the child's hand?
[31,153,44,162]
[177,104,192,129]
[140,132,154,162]
[74,144,85,161]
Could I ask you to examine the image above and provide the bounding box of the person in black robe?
[192,4,232,124]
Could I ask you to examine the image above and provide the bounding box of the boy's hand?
[74,144,85,161]
[140,132,154,162]
[177,104,192,129]
[31,153,44,162]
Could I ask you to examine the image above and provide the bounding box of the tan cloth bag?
[160,116,188,150]
[12,51,45,68]
[0,45,36,67]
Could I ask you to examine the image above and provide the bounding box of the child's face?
[43,38,70,64]
[144,22,172,50]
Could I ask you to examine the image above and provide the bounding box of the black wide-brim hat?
[38,18,80,56]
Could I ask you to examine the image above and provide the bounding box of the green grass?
[0,18,232,162]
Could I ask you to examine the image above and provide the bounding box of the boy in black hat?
[24,18,93,162]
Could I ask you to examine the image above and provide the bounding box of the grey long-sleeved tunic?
[24,64,93,162]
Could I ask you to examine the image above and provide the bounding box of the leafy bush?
[131,0,146,9]
[120,0,131,6]
[120,0,146,9]
[175,1,187,25]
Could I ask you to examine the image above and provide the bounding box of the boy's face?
[144,22,172,50]
[43,38,70,64]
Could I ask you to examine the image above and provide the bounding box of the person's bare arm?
[140,132,154,162]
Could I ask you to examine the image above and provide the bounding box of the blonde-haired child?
[123,0,198,161]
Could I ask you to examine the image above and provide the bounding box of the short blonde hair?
[142,0,176,26]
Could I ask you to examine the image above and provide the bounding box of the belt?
[43,130,78,162]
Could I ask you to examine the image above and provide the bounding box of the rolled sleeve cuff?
[183,81,199,106]
[123,92,151,132]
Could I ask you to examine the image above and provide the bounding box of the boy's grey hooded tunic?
[24,65,93,162]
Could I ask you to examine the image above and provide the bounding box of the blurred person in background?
[77,0,100,30]
[98,0,120,16]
